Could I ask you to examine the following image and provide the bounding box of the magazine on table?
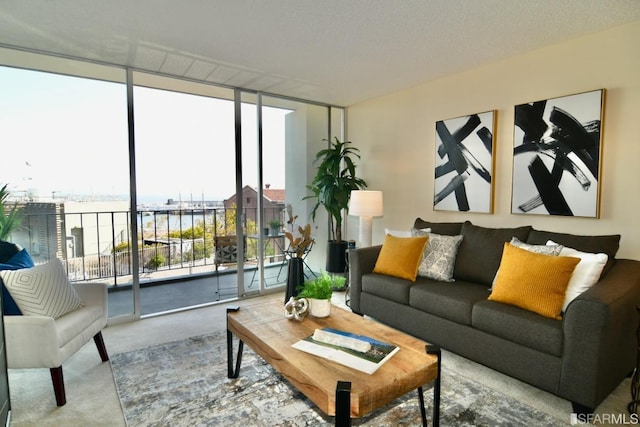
[291,327,399,374]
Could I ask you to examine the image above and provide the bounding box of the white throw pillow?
[547,240,608,311]
[384,228,417,238]
[0,258,84,318]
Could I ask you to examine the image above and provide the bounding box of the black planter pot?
[285,257,305,303]
[326,240,348,273]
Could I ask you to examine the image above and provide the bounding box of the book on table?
[291,327,399,374]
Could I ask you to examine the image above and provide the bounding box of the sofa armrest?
[560,258,640,408]
[348,245,382,314]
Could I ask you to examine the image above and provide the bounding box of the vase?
[308,298,331,318]
[285,257,304,304]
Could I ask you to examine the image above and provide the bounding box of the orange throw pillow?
[488,243,580,319]
[373,234,429,281]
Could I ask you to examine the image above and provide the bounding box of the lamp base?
[358,216,373,248]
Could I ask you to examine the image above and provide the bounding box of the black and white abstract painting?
[512,89,604,217]
[434,111,495,213]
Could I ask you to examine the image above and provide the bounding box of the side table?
[344,246,354,308]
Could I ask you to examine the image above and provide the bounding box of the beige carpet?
[7,292,635,426]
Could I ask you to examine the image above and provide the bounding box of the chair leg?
[48,333,108,407]
[94,331,109,362]
[50,366,66,406]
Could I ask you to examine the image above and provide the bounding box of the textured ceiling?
[1,0,639,105]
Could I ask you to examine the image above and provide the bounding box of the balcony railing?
[10,205,286,286]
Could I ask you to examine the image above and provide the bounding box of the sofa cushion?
[413,218,464,236]
[0,248,35,315]
[472,300,563,357]
[362,273,413,305]
[0,258,84,319]
[488,243,580,319]
[453,221,532,286]
[373,234,428,281]
[410,280,490,325]
[412,229,463,282]
[526,229,620,276]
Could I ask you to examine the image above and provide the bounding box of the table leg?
[426,344,442,427]
[335,381,351,427]
[418,385,427,426]
[226,307,244,378]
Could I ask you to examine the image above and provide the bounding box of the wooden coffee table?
[226,299,441,426]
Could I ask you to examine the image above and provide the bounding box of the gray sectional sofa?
[348,219,640,413]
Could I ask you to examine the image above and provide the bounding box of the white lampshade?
[349,190,384,217]
[349,190,383,247]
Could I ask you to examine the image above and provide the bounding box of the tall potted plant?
[305,138,367,273]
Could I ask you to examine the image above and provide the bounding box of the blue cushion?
[0,249,35,315]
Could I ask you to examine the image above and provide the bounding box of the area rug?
[111,330,567,426]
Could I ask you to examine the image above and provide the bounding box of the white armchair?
[3,281,109,406]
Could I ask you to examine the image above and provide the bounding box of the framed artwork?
[511,89,605,217]
[434,111,495,213]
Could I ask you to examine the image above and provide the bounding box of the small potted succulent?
[297,272,333,317]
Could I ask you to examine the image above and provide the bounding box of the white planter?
[308,298,331,318]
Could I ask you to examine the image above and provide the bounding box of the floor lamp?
[349,190,384,247]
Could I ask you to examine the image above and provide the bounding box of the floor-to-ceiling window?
[0,47,344,319]
[131,72,238,314]
[0,55,132,318]
[240,92,290,295]
[238,93,340,295]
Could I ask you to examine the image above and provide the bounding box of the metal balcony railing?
[8,205,286,287]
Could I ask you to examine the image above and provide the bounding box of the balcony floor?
[107,263,314,317]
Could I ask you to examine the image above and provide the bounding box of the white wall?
[285,105,330,270]
[347,20,640,259]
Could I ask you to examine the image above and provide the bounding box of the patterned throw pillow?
[412,229,464,282]
[510,237,563,256]
[0,258,84,319]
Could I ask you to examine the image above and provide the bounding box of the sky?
[0,66,288,204]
